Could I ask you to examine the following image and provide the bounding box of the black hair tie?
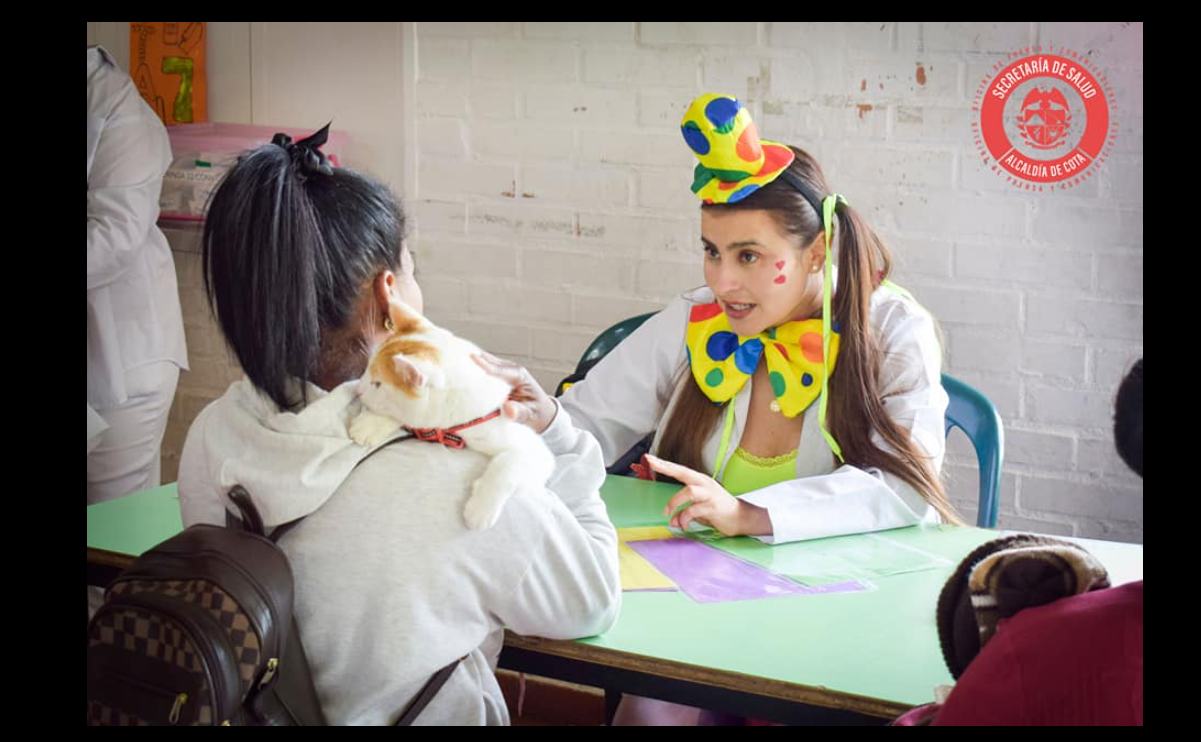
[272,122,334,180]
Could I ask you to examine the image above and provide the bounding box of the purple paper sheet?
[628,538,867,603]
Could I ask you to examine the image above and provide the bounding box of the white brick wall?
[102,22,1141,542]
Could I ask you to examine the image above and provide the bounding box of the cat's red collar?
[405,408,504,450]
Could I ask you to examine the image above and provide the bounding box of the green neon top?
[721,446,798,496]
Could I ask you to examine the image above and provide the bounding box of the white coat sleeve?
[87,91,172,291]
[559,299,688,466]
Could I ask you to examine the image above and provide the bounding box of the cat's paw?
[464,475,511,530]
[348,412,400,448]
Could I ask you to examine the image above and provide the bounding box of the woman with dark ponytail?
[177,126,620,725]
[563,93,961,545]
[200,126,413,414]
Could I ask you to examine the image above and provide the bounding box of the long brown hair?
[657,146,962,525]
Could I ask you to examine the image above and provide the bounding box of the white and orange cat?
[349,301,555,530]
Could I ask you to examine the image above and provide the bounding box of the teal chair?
[556,313,658,476]
[576,312,657,371]
[556,312,657,396]
[941,374,1004,528]
[559,317,1005,528]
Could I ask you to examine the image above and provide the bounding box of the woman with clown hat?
[561,93,961,545]
[556,93,961,724]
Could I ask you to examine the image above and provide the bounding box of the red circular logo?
[974,49,1118,191]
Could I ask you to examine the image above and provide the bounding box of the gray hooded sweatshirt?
[178,378,620,725]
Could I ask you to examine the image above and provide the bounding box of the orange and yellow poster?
[128,22,207,126]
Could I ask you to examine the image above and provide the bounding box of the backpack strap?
[394,656,466,726]
[227,485,267,536]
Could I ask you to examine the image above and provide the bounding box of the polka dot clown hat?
[680,93,796,205]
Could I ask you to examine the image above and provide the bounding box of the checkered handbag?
[88,442,465,726]
[86,486,325,726]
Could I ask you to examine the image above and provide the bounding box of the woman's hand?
[472,352,558,433]
[648,454,772,537]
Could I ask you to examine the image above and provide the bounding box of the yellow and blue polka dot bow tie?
[685,302,840,419]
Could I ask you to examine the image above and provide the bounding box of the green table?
[86,483,181,585]
[88,476,1143,724]
[506,476,1142,723]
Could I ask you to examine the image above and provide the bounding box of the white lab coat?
[560,283,948,543]
[87,46,187,410]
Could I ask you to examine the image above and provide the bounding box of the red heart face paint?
[774,260,787,284]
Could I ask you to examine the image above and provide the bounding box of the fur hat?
[937,534,1111,679]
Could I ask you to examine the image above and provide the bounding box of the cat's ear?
[390,353,427,391]
[386,300,426,336]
